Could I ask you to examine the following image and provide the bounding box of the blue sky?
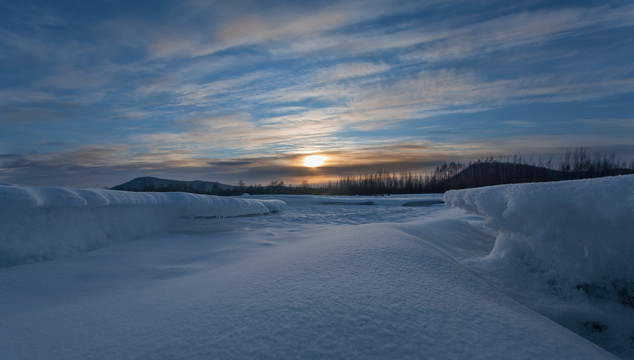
[1,0,633,187]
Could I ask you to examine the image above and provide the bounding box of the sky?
[1,0,634,188]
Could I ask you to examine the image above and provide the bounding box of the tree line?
[115,148,634,195]
[241,148,634,195]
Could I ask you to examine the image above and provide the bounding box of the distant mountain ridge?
[111,176,235,194]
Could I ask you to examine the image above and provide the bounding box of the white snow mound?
[0,184,286,267]
[444,175,634,285]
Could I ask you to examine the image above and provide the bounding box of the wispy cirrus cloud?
[1,0,633,187]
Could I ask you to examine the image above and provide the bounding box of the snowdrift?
[0,183,285,267]
[444,175,634,286]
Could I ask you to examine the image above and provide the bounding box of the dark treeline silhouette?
[112,148,634,195]
[428,160,634,193]
[313,148,634,194]
[322,169,429,195]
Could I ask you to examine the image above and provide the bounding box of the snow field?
[1,177,632,358]
[0,217,616,359]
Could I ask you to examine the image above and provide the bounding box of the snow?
[1,178,632,359]
[444,175,634,284]
[0,183,285,267]
[444,175,634,358]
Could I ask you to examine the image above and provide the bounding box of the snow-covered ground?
[1,177,632,359]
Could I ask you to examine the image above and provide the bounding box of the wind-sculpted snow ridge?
[444,175,634,285]
[0,183,285,267]
[445,175,634,358]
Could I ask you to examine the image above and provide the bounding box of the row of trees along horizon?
[119,148,634,195]
[225,148,634,195]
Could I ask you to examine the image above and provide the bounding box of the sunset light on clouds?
[303,155,327,168]
[1,0,633,187]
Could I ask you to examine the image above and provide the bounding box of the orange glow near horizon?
[303,155,327,168]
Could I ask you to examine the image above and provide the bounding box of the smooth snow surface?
[1,181,630,359]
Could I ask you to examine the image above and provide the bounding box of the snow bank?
[444,175,634,285]
[0,183,285,267]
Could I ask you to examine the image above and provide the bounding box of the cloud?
[185,0,432,58]
[3,136,634,188]
[502,121,537,128]
[133,109,348,155]
[0,100,82,124]
[1,1,633,187]
[318,62,391,81]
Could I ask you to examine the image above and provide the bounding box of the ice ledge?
[444,175,634,284]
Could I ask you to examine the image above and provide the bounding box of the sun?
[303,155,327,168]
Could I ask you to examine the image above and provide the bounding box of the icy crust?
[444,175,634,285]
[0,184,286,267]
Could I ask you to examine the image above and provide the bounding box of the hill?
[111,176,235,195]
[432,162,634,192]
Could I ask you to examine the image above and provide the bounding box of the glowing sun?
[303,155,327,168]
